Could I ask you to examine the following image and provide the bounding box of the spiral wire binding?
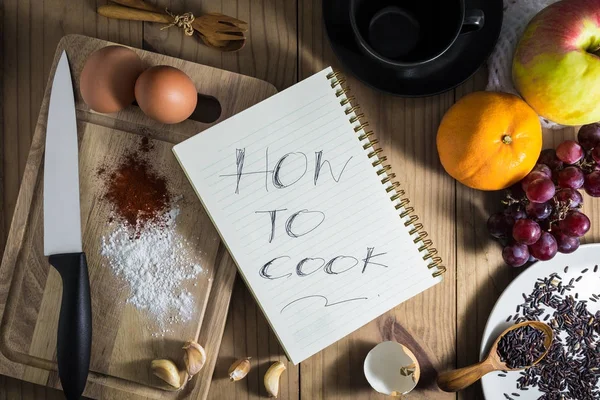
[326,70,446,278]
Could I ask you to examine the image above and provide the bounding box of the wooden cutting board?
[0,34,277,399]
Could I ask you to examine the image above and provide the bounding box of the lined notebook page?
[173,67,442,364]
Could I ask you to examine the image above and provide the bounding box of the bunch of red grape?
[488,123,600,267]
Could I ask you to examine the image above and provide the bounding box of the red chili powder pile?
[101,138,170,230]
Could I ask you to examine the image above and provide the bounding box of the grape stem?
[502,192,526,207]
[577,154,596,174]
[548,197,581,230]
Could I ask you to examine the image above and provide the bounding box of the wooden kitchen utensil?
[0,34,276,400]
[437,321,554,392]
[97,1,247,52]
[109,0,249,38]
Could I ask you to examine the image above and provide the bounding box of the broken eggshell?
[364,341,420,397]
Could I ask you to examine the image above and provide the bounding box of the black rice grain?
[497,325,547,369]
[505,271,600,400]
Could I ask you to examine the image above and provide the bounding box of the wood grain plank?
[0,374,83,400]
[454,68,508,400]
[16,0,32,187]
[141,0,297,91]
[298,1,456,399]
[2,0,143,235]
[0,0,5,256]
[140,1,300,399]
[1,1,143,396]
[2,0,19,239]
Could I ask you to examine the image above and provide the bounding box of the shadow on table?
[378,317,445,394]
[325,339,374,396]
[456,262,513,399]
[456,184,506,253]
[457,258,521,400]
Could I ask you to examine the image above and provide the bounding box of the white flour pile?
[101,207,204,328]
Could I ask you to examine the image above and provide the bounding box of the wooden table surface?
[0,1,592,399]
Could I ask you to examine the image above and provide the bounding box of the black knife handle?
[49,252,92,400]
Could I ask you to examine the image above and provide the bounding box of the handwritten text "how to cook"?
[220,147,390,282]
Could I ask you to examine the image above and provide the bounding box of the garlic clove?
[183,340,207,377]
[151,359,182,389]
[176,370,190,390]
[264,361,286,397]
[228,357,252,381]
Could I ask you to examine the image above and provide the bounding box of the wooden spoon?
[194,13,247,52]
[97,3,247,52]
[437,321,554,392]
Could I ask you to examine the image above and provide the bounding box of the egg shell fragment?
[364,341,420,396]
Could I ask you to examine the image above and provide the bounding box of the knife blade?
[43,50,92,400]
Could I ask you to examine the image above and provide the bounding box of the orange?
[436,91,542,191]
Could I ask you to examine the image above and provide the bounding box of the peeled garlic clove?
[151,359,182,389]
[183,340,207,377]
[264,361,286,397]
[228,357,251,381]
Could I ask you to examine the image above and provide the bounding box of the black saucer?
[323,0,503,97]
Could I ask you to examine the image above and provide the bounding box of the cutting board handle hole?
[189,93,221,124]
[131,93,221,124]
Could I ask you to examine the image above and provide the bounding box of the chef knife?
[43,50,92,399]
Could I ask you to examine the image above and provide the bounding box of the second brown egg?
[134,66,198,124]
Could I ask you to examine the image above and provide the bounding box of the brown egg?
[134,66,198,124]
[80,46,144,114]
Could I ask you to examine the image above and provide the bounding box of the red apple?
[513,0,600,126]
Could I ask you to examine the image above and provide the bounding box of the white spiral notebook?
[173,67,445,364]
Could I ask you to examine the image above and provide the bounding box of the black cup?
[349,0,485,67]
